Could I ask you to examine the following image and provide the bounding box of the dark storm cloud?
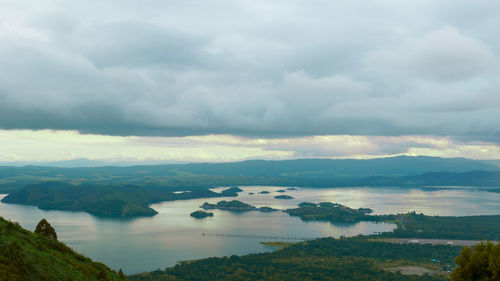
[1,0,499,142]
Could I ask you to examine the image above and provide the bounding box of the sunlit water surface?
[1,186,499,274]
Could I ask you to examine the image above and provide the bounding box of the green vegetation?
[285,202,376,223]
[2,198,499,280]
[34,219,57,241]
[0,217,125,281]
[190,210,214,219]
[1,182,238,218]
[285,203,500,240]
[131,237,461,281]
[451,242,500,281]
[200,200,278,213]
[220,187,243,196]
[260,241,297,249]
[451,242,500,280]
[201,200,257,212]
[380,213,500,240]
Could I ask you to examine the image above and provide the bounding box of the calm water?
[1,186,499,274]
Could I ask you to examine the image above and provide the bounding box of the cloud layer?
[2,130,500,162]
[1,0,499,142]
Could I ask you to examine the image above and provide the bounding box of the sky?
[1,0,500,163]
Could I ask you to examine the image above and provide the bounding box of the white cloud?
[1,130,500,162]
[364,26,498,82]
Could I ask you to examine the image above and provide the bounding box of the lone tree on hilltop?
[34,218,57,240]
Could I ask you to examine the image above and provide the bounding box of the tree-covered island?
[201,200,257,212]
[274,195,294,200]
[1,182,243,218]
[190,210,214,219]
[200,200,278,213]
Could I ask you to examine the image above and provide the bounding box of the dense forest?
[131,237,461,281]
[190,210,214,219]
[201,200,257,212]
[379,213,500,241]
[451,242,500,280]
[285,202,376,223]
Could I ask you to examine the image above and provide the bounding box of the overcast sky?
[1,0,499,162]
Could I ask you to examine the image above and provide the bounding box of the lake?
[1,186,499,274]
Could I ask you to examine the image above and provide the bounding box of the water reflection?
[1,186,499,274]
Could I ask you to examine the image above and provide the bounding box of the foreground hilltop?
[0,217,125,281]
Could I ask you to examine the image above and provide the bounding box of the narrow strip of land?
[384,238,495,246]
[202,232,316,240]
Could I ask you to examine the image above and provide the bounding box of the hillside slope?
[0,217,125,281]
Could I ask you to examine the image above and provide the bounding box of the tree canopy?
[34,219,57,241]
[451,242,500,281]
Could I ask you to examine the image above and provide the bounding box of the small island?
[276,189,286,193]
[259,191,270,194]
[286,187,298,190]
[190,210,214,219]
[201,200,278,213]
[248,192,255,195]
[201,200,257,212]
[220,187,244,197]
[274,195,294,200]
[258,206,279,212]
[285,202,375,223]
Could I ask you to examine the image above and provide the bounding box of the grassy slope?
[0,217,125,281]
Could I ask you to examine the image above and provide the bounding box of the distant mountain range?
[1,156,498,172]
[160,156,499,177]
[482,160,500,168]
[0,156,498,193]
[0,156,497,177]
[361,170,500,187]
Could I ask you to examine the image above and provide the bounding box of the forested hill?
[0,217,125,281]
[0,156,497,192]
[361,170,500,187]
[1,183,240,218]
[0,156,496,178]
